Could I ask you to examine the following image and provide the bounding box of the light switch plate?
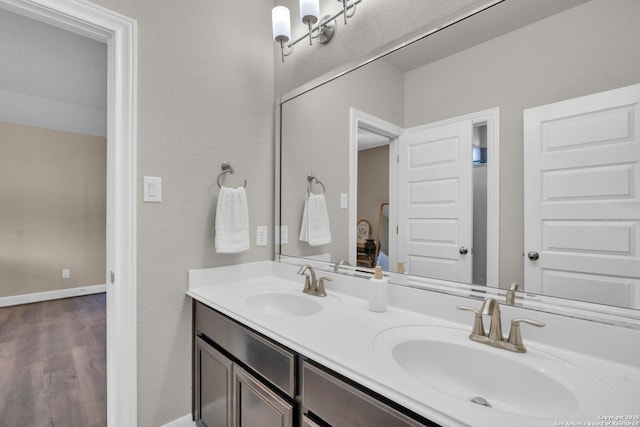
[280,225,288,245]
[143,176,162,202]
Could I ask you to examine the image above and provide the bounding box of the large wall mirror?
[277,0,640,315]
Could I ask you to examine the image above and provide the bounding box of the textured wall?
[0,122,106,297]
[85,0,275,425]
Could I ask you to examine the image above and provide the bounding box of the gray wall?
[85,0,275,425]
[404,0,640,287]
[280,59,403,262]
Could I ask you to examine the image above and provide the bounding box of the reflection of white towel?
[215,186,250,254]
[299,193,331,246]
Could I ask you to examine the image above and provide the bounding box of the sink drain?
[470,396,492,408]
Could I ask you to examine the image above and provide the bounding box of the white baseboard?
[159,414,195,427]
[0,284,106,307]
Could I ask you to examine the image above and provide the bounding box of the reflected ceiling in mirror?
[277,0,640,311]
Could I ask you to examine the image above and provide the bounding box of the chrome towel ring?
[307,174,326,194]
[217,162,247,189]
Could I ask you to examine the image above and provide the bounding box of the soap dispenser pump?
[369,265,388,312]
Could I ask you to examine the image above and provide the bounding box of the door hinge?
[396,226,399,234]
[397,154,400,163]
[110,270,115,284]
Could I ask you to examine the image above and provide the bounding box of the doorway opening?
[0,1,138,426]
[349,109,404,270]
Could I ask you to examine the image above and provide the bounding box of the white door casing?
[398,119,474,283]
[524,83,640,308]
[0,0,138,425]
[349,108,404,268]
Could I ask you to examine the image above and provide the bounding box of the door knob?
[459,247,469,255]
[527,251,540,261]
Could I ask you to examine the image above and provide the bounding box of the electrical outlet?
[62,269,70,279]
[274,226,281,245]
[256,226,268,247]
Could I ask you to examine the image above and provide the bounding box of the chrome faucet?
[506,282,522,306]
[480,298,503,342]
[297,265,330,297]
[333,259,352,272]
[457,298,545,353]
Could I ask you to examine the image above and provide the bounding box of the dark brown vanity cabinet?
[193,301,437,427]
[302,362,430,427]
[194,302,295,427]
[194,337,232,426]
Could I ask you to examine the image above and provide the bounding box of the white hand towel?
[299,193,331,246]
[299,197,310,243]
[215,186,250,254]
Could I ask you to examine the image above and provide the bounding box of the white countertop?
[187,261,640,427]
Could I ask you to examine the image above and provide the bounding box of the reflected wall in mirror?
[278,0,640,310]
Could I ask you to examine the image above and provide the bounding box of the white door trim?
[405,108,500,287]
[349,108,404,268]
[0,1,138,425]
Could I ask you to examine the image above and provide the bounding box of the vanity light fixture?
[272,0,362,62]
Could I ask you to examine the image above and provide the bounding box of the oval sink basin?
[244,291,336,317]
[374,325,621,419]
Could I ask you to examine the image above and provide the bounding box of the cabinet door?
[195,337,233,427]
[233,365,293,427]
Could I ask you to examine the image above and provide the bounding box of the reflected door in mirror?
[398,119,473,282]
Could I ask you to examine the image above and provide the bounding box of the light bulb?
[299,0,319,25]
[272,6,291,43]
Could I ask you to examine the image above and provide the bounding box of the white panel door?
[524,83,640,308]
[398,119,473,282]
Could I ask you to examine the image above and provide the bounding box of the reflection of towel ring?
[307,174,326,194]
[217,162,247,189]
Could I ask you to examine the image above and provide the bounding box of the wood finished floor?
[0,293,106,427]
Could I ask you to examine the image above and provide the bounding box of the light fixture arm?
[279,40,294,63]
[339,0,357,25]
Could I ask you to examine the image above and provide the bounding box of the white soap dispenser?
[369,265,388,312]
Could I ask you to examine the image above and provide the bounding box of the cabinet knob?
[459,246,469,255]
[527,251,540,261]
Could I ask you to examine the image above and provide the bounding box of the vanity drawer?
[195,301,295,397]
[302,361,429,427]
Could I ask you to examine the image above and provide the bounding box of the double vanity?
[187,261,640,427]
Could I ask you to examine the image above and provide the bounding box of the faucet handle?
[317,277,331,297]
[507,318,545,352]
[457,306,485,337]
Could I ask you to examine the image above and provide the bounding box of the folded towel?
[299,193,331,246]
[215,186,250,254]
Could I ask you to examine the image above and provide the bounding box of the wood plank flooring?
[0,293,106,427]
